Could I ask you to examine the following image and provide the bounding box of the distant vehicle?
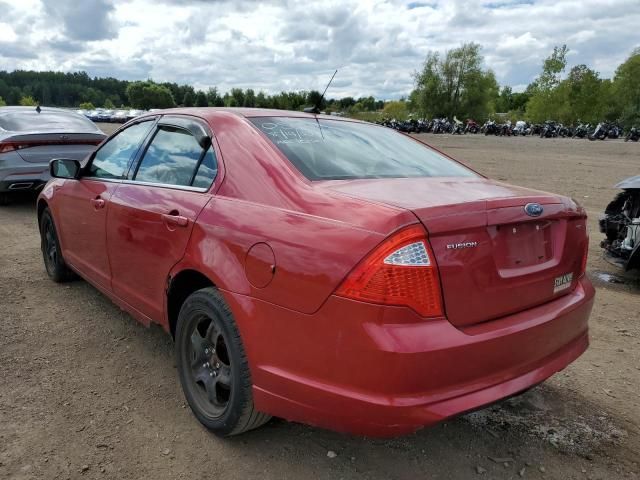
[540,120,559,138]
[110,110,128,123]
[573,123,592,138]
[600,175,640,271]
[0,106,105,205]
[38,108,593,437]
[86,109,102,122]
[625,127,640,142]
[512,120,528,136]
[97,110,114,123]
[126,109,143,121]
[589,121,622,140]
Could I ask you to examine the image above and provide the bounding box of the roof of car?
[138,107,359,123]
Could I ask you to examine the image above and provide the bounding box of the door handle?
[162,213,189,228]
[90,197,106,210]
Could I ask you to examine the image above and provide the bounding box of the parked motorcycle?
[512,120,528,136]
[540,121,558,138]
[573,123,592,138]
[589,122,612,140]
[625,127,640,142]
[483,120,499,135]
[465,119,480,134]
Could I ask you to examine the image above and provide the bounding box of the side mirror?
[50,159,81,179]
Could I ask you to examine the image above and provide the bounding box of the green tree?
[229,88,245,107]
[244,89,256,107]
[79,102,95,110]
[195,91,208,107]
[19,96,37,106]
[206,87,225,107]
[182,91,194,107]
[526,45,569,122]
[382,101,408,119]
[564,65,605,123]
[126,81,176,109]
[255,91,269,108]
[612,49,640,127]
[103,98,115,109]
[412,43,496,119]
[0,96,6,107]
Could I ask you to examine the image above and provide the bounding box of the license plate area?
[554,272,574,293]
[491,221,554,269]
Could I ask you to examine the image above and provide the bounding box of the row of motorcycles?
[378,118,640,142]
[377,118,479,135]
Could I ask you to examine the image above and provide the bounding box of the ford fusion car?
[0,106,105,205]
[37,108,594,437]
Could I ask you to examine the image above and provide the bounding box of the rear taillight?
[0,139,102,153]
[336,225,444,317]
[0,142,18,153]
[580,238,589,277]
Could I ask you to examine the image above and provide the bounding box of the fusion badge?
[446,241,479,250]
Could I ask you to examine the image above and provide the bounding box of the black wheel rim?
[42,217,58,271]
[185,314,232,418]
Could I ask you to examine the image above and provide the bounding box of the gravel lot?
[1,125,638,479]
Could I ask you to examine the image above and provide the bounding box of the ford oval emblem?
[524,203,544,217]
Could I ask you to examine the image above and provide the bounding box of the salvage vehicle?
[0,106,105,205]
[599,175,640,270]
[37,108,594,437]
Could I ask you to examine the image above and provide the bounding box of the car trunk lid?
[3,133,104,164]
[320,177,588,327]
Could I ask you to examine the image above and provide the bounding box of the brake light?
[0,142,18,153]
[0,139,102,154]
[336,225,444,317]
[580,238,589,277]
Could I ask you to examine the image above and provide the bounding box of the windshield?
[250,117,477,181]
[0,109,98,133]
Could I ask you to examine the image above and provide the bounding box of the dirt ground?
[1,126,639,480]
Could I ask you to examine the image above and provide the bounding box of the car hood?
[616,175,640,190]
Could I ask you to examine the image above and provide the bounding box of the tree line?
[0,70,382,114]
[410,44,640,127]
[1,45,638,127]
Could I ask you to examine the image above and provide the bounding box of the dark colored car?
[37,108,594,437]
[0,106,105,205]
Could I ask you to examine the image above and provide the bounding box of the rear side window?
[88,121,154,179]
[134,126,217,188]
[250,117,477,180]
[0,109,97,133]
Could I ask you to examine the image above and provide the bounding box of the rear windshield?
[0,110,97,133]
[250,117,477,180]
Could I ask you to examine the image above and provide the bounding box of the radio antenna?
[304,69,337,114]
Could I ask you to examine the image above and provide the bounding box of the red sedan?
[38,108,594,437]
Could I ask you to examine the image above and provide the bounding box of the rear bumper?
[0,166,49,192]
[225,277,595,437]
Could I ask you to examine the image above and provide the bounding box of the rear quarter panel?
[177,197,390,314]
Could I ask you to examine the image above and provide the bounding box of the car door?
[106,116,218,323]
[55,119,156,290]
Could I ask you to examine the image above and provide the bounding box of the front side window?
[250,117,477,181]
[134,126,217,188]
[88,121,154,179]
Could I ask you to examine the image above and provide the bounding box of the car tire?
[176,287,271,436]
[0,193,10,206]
[39,208,76,282]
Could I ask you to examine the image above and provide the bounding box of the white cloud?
[1,0,639,99]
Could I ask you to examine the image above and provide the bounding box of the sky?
[0,0,639,99]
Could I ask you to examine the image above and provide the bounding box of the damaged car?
[600,175,640,271]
